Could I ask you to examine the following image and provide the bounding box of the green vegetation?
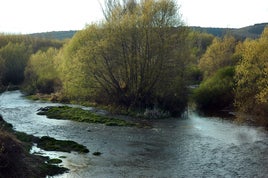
[235,27,268,117]
[13,130,89,154]
[0,131,68,178]
[11,125,89,153]
[0,0,268,125]
[0,115,68,177]
[47,158,63,164]
[24,47,61,94]
[30,30,77,40]
[198,35,237,78]
[54,0,192,117]
[0,42,30,85]
[14,131,38,143]
[193,26,268,123]
[27,23,268,41]
[0,34,63,90]
[193,66,235,111]
[192,22,268,39]
[37,106,137,127]
[2,1,268,177]
[37,136,89,153]
[14,131,38,151]
[39,163,68,177]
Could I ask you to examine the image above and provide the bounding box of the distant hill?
[29,30,77,40]
[191,23,268,40]
[230,23,268,39]
[191,26,228,37]
[29,23,268,40]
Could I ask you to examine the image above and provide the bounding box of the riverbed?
[1,90,268,177]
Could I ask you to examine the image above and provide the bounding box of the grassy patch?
[25,95,40,101]
[37,136,89,153]
[47,158,63,164]
[1,114,89,153]
[13,132,89,154]
[14,131,38,151]
[39,163,68,177]
[37,106,137,127]
[14,131,38,143]
[25,93,52,102]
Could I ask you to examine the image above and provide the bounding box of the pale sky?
[0,0,268,34]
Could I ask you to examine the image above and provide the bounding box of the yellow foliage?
[235,27,268,115]
[199,35,237,78]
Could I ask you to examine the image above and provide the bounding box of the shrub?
[36,78,61,94]
[143,108,170,119]
[193,66,235,111]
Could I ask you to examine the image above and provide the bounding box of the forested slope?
[28,23,268,40]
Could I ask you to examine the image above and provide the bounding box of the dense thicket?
[193,66,235,111]
[24,48,61,94]
[193,35,238,111]
[0,35,63,88]
[0,42,31,85]
[194,27,268,120]
[0,35,62,53]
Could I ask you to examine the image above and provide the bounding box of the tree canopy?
[235,27,268,116]
[24,48,61,94]
[0,42,31,85]
[198,35,237,78]
[58,0,191,115]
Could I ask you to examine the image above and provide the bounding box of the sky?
[0,0,268,34]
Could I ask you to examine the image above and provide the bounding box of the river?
[0,90,268,178]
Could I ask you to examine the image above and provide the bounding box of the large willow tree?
[61,0,191,115]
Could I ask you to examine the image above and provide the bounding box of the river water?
[1,90,268,178]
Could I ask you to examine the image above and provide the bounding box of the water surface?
[1,91,268,177]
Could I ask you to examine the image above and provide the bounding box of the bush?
[156,93,188,117]
[36,78,61,94]
[193,66,235,111]
[143,108,170,119]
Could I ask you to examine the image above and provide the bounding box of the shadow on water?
[1,91,268,177]
[194,108,235,120]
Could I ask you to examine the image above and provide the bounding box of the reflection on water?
[1,91,268,177]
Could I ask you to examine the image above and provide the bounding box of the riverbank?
[0,114,71,177]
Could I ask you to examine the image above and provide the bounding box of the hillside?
[29,23,268,40]
[230,23,268,39]
[29,30,77,40]
[191,23,268,39]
